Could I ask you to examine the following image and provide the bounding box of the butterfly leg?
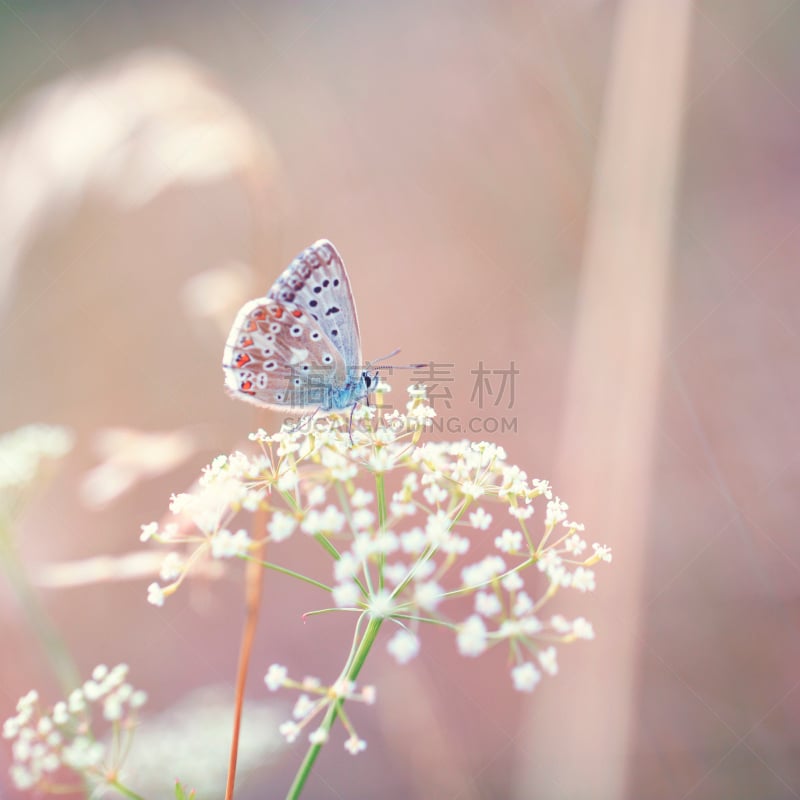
[348,401,358,446]
[290,407,321,435]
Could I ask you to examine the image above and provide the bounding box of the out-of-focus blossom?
[181,261,254,336]
[80,427,197,508]
[117,685,281,797]
[0,425,73,518]
[3,665,146,794]
[0,49,275,308]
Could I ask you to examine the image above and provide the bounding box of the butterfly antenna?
[369,349,428,371]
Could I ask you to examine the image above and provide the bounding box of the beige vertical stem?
[514,3,693,799]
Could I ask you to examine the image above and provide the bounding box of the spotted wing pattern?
[268,240,362,368]
[222,240,362,411]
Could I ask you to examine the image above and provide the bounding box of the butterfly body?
[223,240,375,413]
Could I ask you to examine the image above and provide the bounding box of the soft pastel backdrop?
[1,2,798,799]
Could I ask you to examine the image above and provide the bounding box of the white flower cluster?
[0,424,73,504]
[143,385,611,706]
[264,664,373,755]
[3,664,146,792]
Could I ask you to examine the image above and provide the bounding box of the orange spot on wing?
[292,309,302,318]
[235,353,251,367]
[252,308,267,320]
[241,336,254,347]
[240,380,255,395]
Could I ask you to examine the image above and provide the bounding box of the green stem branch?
[285,616,383,800]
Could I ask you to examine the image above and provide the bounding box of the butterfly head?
[361,370,380,403]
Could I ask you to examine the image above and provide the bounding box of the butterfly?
[222,239,379,416]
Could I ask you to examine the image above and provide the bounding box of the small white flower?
[530,479,552,498]
[460,480,484,499]
[545,498,569,527]
[572,617,595,639]
[511,662,541,692]
[332,582,361,607]
[345,735,367,754]
[512,591,534,616]
[414,580,443,611]
[130,690,147,708]
[468,508,492,530]
[211,528,251,558]
[147,582,165,607]
[571,567,596,593]
[475,591,502,617]
[384,562,410,585]
[306,485,327,507]
[501,571,524,592]
[494,528,523,554]
[36,716,53,736]
[564,534,587,556]
[351,488,373,508]
[538,646,558,676]
[103,695,123,721]
[302,506,346,535]
[139,522,158,542]
[276,470,299,491]
[51,702,68,725]
[279,721,300,743]
[591,543,613,563]
[400,528,427,554]
[368,449,395,472]
[461,555,506,587]
[550,614,571,634]
[457,615,488,657]
[292,694,316,720]
[331,679,356,698]
[508,504,534,520]
[352,508,375,530]
[333,552,360,582]
[387,630,420,664]
[361,685,376,704]
[159,552,184,581]
[268,511,297,542]
[264,664,288,692]
[10,764,36,790]
[309,727,329,745]
[423,484,448,505]
[67,689,85,713]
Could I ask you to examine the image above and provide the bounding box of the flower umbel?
[3,664,147,794]
[265,664,374,754]
[142,385,612,764]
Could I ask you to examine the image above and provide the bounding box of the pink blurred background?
[1,2,799,798]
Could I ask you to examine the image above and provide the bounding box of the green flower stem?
[107,778,146,800]
[0,521,80,694]
[285,615,383,800]
[375,474,387,590]
[241,555,333,593]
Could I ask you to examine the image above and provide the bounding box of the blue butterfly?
[223,240,378,413]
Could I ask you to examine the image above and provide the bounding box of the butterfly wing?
[223,298,350,410]
[222,240,362,411]
[268,240,363,369]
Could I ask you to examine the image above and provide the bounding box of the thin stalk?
[241,555,332,593]
[107,779,147,800]
[375,474,387,590]
[0,521,79,694]
[225,507,268,800]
